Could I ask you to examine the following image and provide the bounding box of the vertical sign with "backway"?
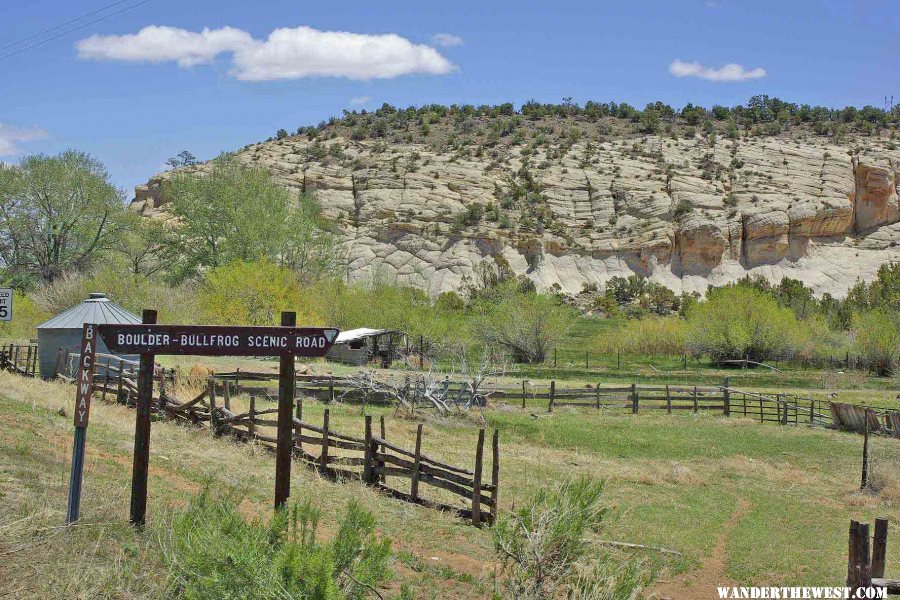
[74,324,96,427]
[67,323,97,524]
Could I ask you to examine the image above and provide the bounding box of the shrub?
[472,285,575,363]
[0,290,49,341]
[603,316,687,355]
[853,309,900,376]
[686,285,804,362]
[165,489,391,599]
[199,260,313,326]
[673,199,693,218]
[493,477,647,600]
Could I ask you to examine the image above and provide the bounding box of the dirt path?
[652,497,750,600]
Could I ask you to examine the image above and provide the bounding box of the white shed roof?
[37,293,142,330]
[334,328,396,343]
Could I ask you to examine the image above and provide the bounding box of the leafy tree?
[116,212,173,276]
[166,155,340,282]
[0,151,124,283]
[165,150,198,169]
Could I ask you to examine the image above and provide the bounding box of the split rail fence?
[56,352,499,526]
[0,343,38,377]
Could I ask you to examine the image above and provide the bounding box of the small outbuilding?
[36,292,142,379]
[326,328,405,367]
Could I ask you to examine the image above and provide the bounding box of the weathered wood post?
[472,428,485,527]
[521,379,526,409]
[665,384,672,414]
[363,415,374,484]
[116,359,124,403]
[585,351,589,369]
[411,423,423,500]
[861,413,870,490]
[274,311,297,510]
[223,379,231,411]
[873,518,888,580]
[548,380,555,412]
[208,378,217,436]
[379,416,387,484]
[859,521,872,588]
[595,385,601,410]
[693,386,698,414]
[66,324,97,525]
[490,429,500,525]
[24,345,32,377]
[130,309,157,528]
[631,383,638,414]
[723,377,730,416]
[319,409,330,475]
[742,393,747,417]
[759,397,764,422]
[248,395,257,438]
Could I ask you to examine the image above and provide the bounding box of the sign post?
[0,288,12,322]
[66,323,97,524]
[98,318,339,524]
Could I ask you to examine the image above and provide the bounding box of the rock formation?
[132,131,900,297]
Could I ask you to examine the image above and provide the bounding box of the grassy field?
[1,371,898,599]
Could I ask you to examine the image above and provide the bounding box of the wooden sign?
[0,288,11,322]
[67,323,97,524]
[98,324,339,356]
[74,324,97,427]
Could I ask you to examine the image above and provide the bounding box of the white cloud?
[0,124,48,156]
[350,95,371,106]
[705,1,720,7]
[431,33,463,47]
[668,59,766,82]
[76,25,455,81]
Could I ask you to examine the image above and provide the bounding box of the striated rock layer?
[133,133,900,297]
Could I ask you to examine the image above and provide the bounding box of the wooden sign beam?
[98,324,339,356]
[130,310,157,529]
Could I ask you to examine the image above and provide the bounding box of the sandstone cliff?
[132,131,900,297]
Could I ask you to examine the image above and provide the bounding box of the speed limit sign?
[0,288,11,321]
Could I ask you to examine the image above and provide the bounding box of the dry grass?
[2,370,900,598]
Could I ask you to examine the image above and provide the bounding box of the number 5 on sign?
[0,288,11,321]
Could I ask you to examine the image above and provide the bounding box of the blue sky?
[1,0,897,194]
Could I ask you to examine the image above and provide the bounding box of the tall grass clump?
[493,477,648,599]
[595,316,686,356]
[164,489,392,599]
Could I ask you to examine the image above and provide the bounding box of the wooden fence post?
[521,379,526,409]
[329,376,334,403]
[411,423,423,501]
[490,429,500,525]
[861,414,870,490]
[208,378,217,436]
[472,429,485,527]
[666,384,672,414]
[101,358,110,403]
[693,386,698,414]
[848,520,860,587]
[723,377,730,417]
[319,409,330,475]
[223,380,231,411]
[595,385,601,410]
[742,393,747,417]
[585,351,589,369]
[872,518,888,579]
[24,345,32,377]
[548,380,555,413]
[363,415,373,483]
[248,395,257,438]
[379,416,387,484]
[859,521,872,588]
[631,383,638,414]
[116,359,124,403]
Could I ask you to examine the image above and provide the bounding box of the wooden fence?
[846,518,898,594]
[0,343,38,377]
[70,356,499,526]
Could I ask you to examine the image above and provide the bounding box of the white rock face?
[132,133,900,298]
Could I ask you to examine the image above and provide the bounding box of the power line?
[0,0,152,62]
[0,0,137,52]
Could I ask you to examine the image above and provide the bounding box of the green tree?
[0,151,124,283]
[166,155,340,282]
